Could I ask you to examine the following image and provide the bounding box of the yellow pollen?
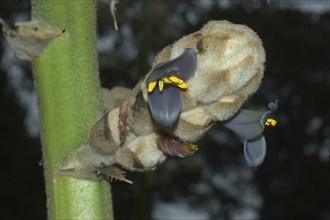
[158,80,164,91]
[177,82,188,89]
[185,143,199,153]
[161,77,171,84]
[168,75,184,84]
[147,74,188,93]
[147,81,157,92]
[265,118,277,127]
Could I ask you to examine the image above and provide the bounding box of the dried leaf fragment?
[92,164,133,184]
[110,0,119,31]
[0,18,64,61]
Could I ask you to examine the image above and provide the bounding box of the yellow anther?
[148,81,157,92]
[158,80,164,92]
[147,75,188,93]
[185,143,199,154]
[265,118,277,127]
[168,75,184,84]
[177,82,188,89]
[161,77,171,84]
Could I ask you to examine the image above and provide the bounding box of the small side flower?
[158,136,199,158]
[223,101,278,167]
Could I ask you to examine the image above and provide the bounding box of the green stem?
[31,0,113,219]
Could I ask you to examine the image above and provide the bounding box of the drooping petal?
[148,86,181,127]
[158,136,199,158]
[223,101,278,140]
[243,136,267,167]
[222,102,277,167]
[146,48,197,83]
[223,109,265,140]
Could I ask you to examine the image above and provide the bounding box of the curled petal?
[148,86,181,127]
[158,136,198,157]
[260,101,278,128]
[146,67,180,84]
[223,110,264,140]
[146,48,197,83]
[244,136,267,167]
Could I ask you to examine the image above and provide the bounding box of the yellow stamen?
[168,75,184,84]
[148,81,157,92]
[158,80,164,92]
[185,143,199,154]
[147,75,188,93]
[161,77,171,84]
[177,82,188,89]
[265,118,277,127]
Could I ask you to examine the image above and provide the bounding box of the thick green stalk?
[31,0,113,219]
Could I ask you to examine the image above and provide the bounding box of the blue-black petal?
[146,48,197,83]
[148,86,181,128]
[223,109,265,140]
[243,136,267,167]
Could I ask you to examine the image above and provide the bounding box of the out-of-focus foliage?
[0,0,329,219]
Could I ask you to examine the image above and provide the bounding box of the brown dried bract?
[0,18,64,61]
[92,165,132,184]
[119,102,129,141]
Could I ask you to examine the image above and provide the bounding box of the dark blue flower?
[146,48,197,127]
[223,101,278,167]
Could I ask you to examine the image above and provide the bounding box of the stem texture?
[31,0,113,219]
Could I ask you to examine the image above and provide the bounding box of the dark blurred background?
[0,0,329,219]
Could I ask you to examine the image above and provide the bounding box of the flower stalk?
[31,0,113,219]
